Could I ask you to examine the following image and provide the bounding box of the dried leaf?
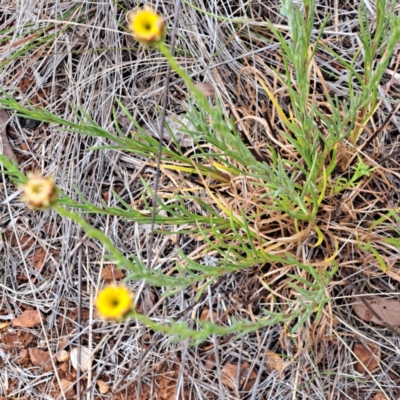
[29,348,52,371]
[352,298,400,326]
[372,393,387,400]
[101,264,125,282]
[5,230,36,249]
[18,349,29,365]
[195,82,216,97]
[199,307,215,322]
[59,379,75,398]
[136,287,156,314]
[265,350,286,374]
[221,362,257,391]
[20,142,29,151]
[33,247,47,271]
[43,222,58,235]
[204,352,216,370]
[0,322,9,330]
[12,310,43,328]
[0,109,17,164]
[58,362,68,372]
[354,342,380,373]
[58,337,69,351]
[199,307,225,325]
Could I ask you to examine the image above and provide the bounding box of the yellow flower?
[96,285,133,320]
[20,173,57,209]
[127,7,164,44]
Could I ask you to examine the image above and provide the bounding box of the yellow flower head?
[20,173,57,209]
[96,285,133,320]
[127,7,164,44]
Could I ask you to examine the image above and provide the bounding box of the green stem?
[53,204,173,286]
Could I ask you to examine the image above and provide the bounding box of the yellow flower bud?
[20,173,57,209]
[127,7,164,45]
[96,285,133,320]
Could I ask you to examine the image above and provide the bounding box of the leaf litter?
[353,342,381,374]
[352,298,400,327]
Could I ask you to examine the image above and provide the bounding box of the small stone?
[70,346,93,372]
[29,348,52,372]
[97,380,109,394]
[60,379,75,398]
[12,310,43,328]
[56,350,70,363]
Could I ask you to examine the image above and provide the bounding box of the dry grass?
[1,0,400,399]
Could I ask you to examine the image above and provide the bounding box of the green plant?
[1,0,399,344]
